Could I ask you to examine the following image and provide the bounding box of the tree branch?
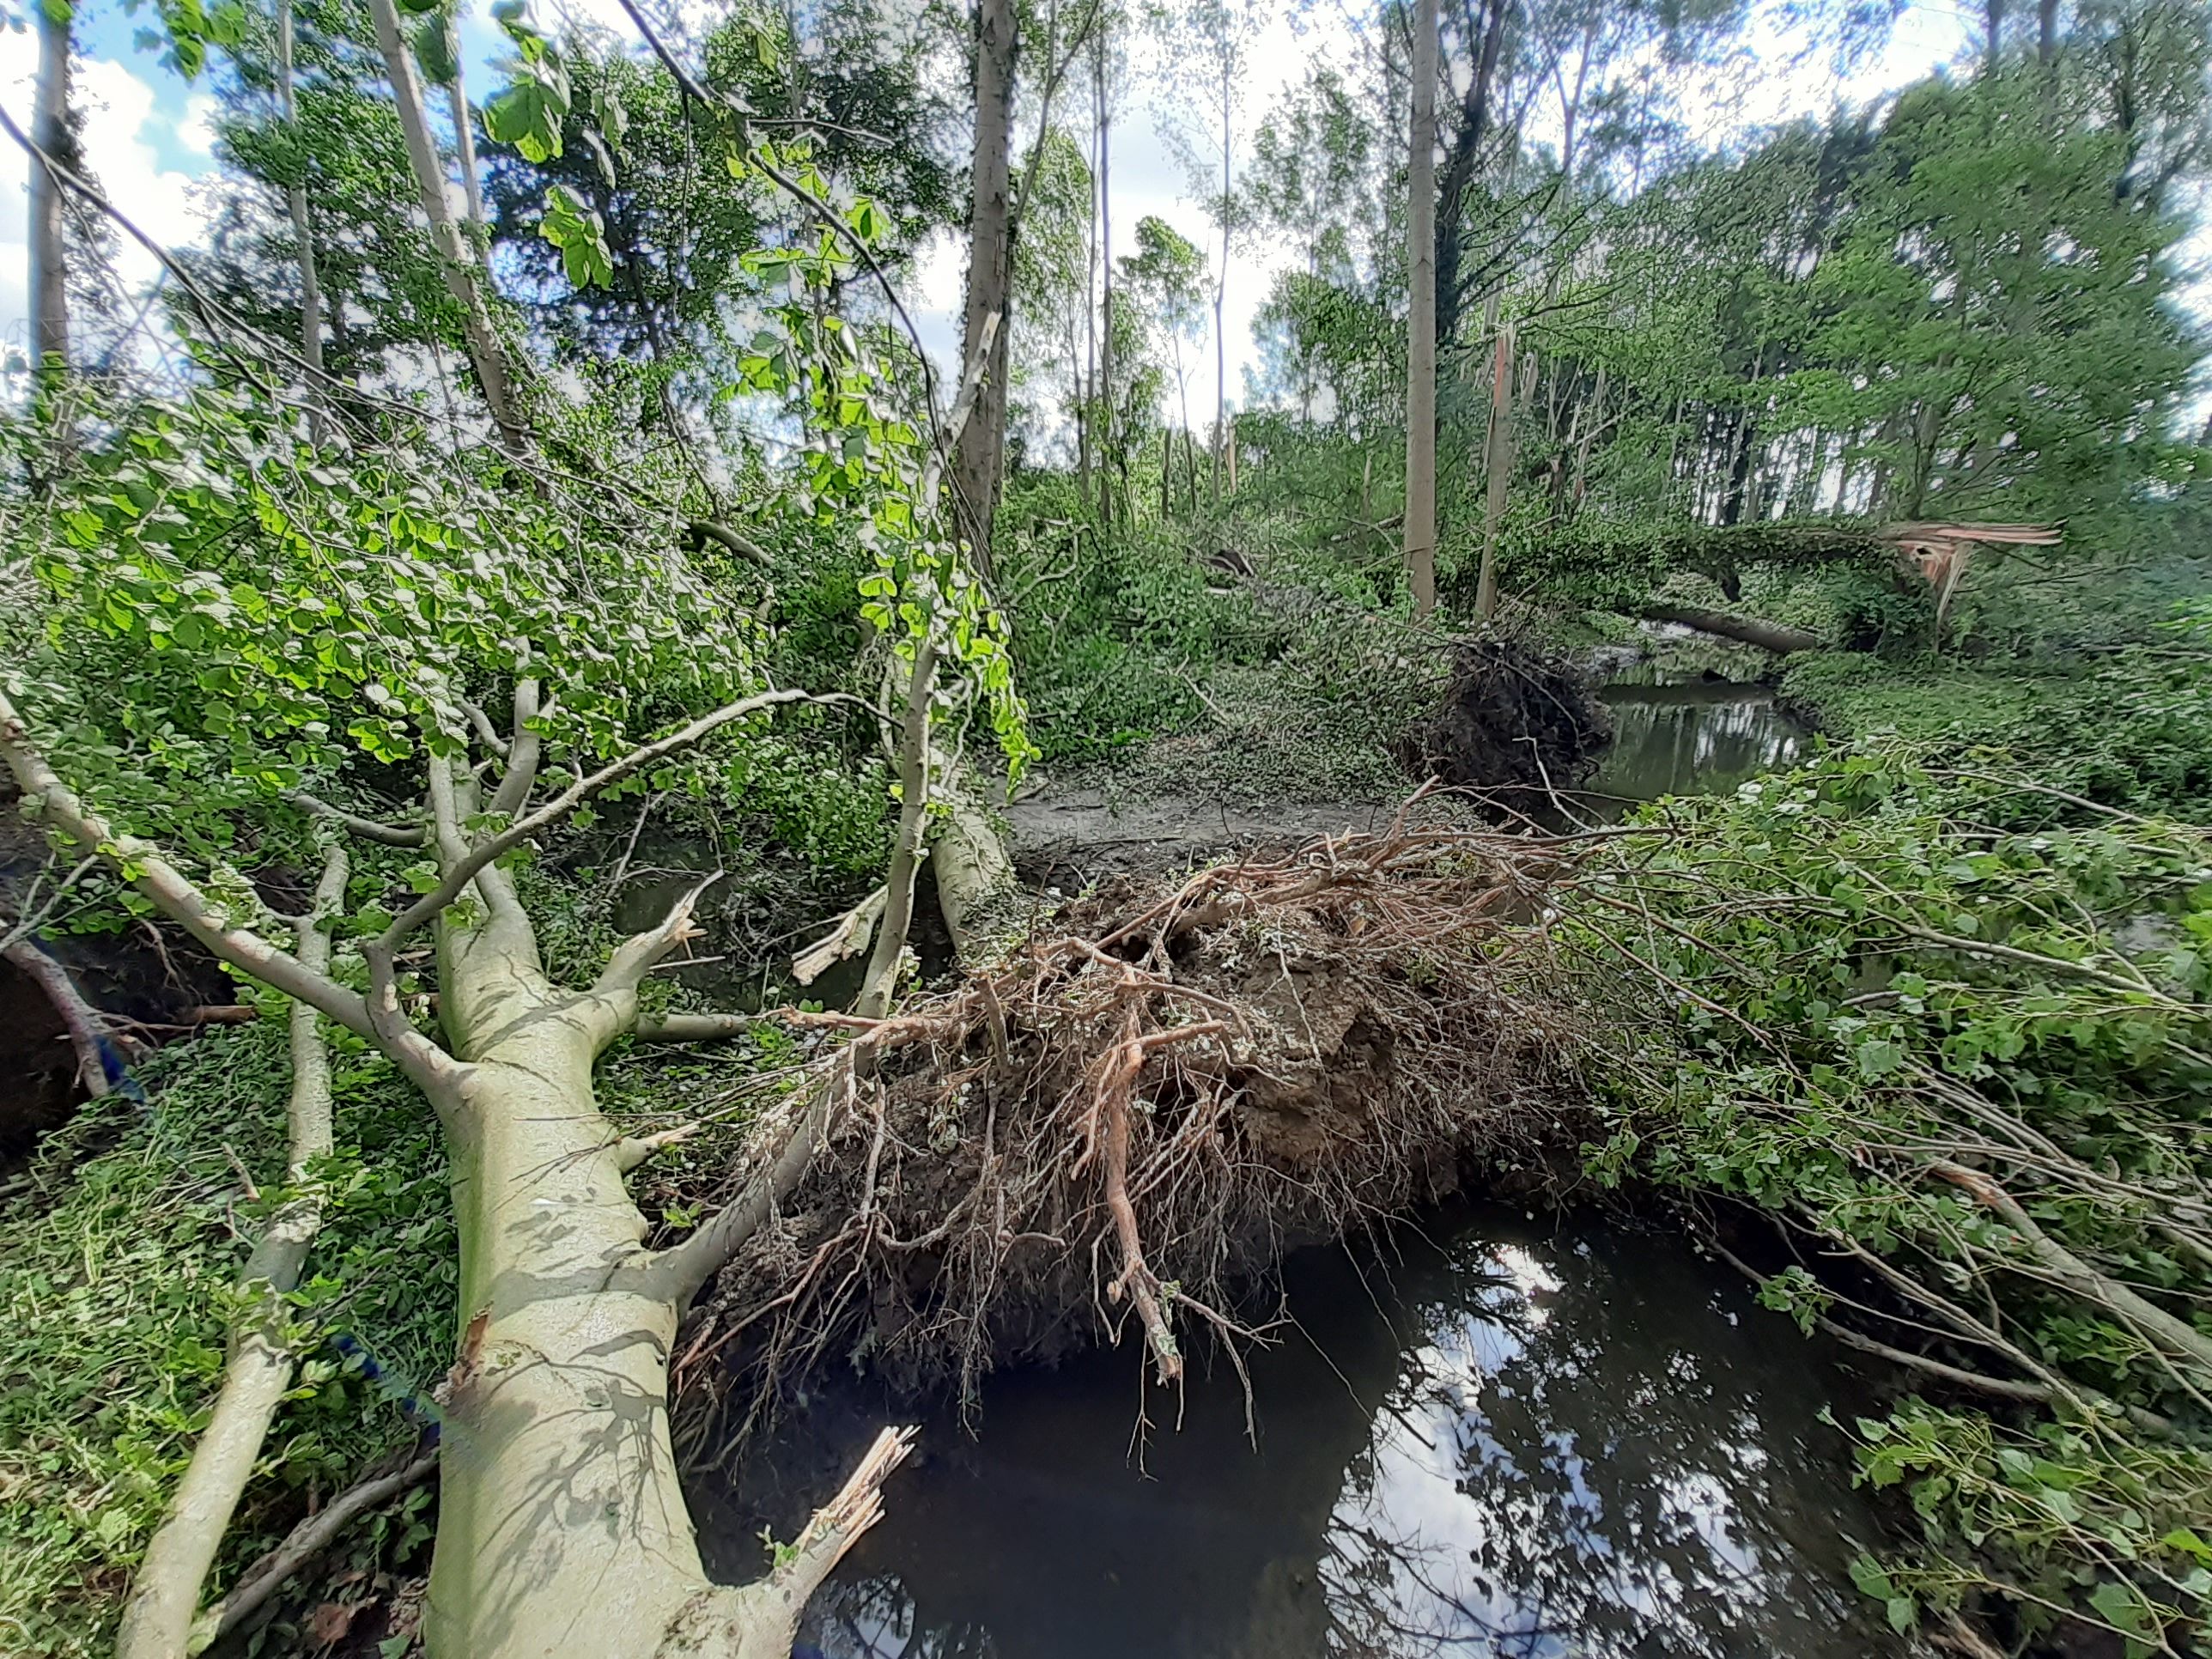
[635,1010,758,1042]
[641,1067,841,1305]
[376,687,825,957]
[286,792,428,848]
[594,873,720,1000]
[486,678,542,822]
[118,848,348,1659]
[2,939,113,1097]
[0,690,382,1048]
[195,1452,440,1646]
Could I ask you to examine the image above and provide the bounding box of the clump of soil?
[1394,636,1612,801]
[680,826,1583,1443]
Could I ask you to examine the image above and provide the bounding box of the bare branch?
[118,848,348,1659]
[617,1122,698,1171]
[641,1068,841,1305]
[0,690,383,1049]
[286,792,428,848]
[635,1010,757,1042]
[377,687,825,957]
[487,678,541,822]
[195,1453,439,1646]
[1,939,113,1097]
[595,872,721,999]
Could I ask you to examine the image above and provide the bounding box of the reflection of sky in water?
[1320,1244,1804,1658]
[757,1221,1893,1659]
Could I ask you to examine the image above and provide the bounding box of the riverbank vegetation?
[1,0,2208,1649]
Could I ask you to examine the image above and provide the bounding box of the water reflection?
[1587,683,1805,807]
[705,1213,1897,1659]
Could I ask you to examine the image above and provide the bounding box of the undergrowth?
[0,1018,451,1659]
[1557,749,2212,1653]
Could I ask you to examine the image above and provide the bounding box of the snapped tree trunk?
[447,64,492,276]
[952,0,1017,573]
[1403,0,1439,620]
[1474,319,1514,620]
[28,0,71,388]
[277,0,328,444]
[366,0,528,453]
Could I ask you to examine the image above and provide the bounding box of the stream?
[700,669,1899,1659]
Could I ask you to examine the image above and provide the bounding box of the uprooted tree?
[0,173,1021,1651]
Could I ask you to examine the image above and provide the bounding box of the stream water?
[1583,665,1807,809]
[696,670,1899,1659]
[702,1209,1902,1659]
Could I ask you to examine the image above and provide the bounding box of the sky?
[0,0,2019,414]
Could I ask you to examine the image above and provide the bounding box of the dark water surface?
[702,1212,1902,1659]
[1585,674,1806,808]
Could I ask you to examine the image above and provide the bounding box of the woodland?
[1,0,2209,1652]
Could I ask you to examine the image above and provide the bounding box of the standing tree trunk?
[1474,319,1513,619]
[1209,64,1230,509]
[447,62,493,276]
[1986,0,2005,67]
[953,0,1018,574]
[1404,0,1439,620]
[277,0,329,444]
[28,0,71,389]
[366,0,528,453]
[1432,0,1509,349]
[1095,27,1115,528]
[2038,0,2057,64]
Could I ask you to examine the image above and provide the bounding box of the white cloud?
[2,35,215,367]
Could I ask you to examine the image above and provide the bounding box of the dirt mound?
[1393,637,1611,802]
[679,827,1583,1441]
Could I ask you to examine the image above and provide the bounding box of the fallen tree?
[679,823,1582,1431]
[1629,601,1826,656]
[0,215,1021,1648]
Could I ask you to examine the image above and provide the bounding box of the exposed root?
[1393,635,1611,802]
[680,823,1583,1443]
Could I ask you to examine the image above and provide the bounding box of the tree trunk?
[952,0,1017,573]
[277,0,328,445]
[1403,0,1439,620]
[28,0,71,387]
[1210,66,1230,509]
[1095,28,1115,528]
[1432,0,1508,349]
[447,66,493,276]
[1631,601,1824,656]
[2038,0,2057,64]
[1474,319,1513,619]
[366,0,528,453]
[1986,0,2005,68]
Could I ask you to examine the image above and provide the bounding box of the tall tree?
[365,0,527,450]
[28,0,74,387]
[276,0,327,440]
[1406,0,1439,617]
[953,0,1018,572]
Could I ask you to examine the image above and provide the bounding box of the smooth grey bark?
[118,848,349,1659]
[446,66,491,274]
[365,0,528,453]
[1404,0,1439,619]
[28,0,71,386]
[952,0,1017,573]
[276,0,328,445]
[0,690,901,1659]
